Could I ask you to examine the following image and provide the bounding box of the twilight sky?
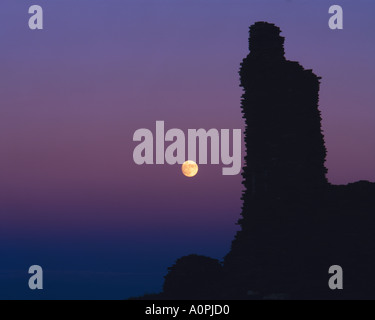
[0,0,374,299]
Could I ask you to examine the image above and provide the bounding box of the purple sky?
[0,0,374,299]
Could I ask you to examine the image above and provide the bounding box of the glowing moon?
[182,160,198,177]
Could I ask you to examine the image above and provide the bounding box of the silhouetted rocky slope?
[133,181,375,300]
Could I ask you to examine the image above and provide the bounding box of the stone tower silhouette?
[241,22,327,205]
[224,22,329,296]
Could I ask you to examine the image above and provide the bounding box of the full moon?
[182,160,198,177]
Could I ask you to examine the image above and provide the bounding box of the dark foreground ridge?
[132,22,375,300]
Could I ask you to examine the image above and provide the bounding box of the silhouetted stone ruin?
[224,21,330,298]
[240,22,327,206]
[134,22,375,300]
